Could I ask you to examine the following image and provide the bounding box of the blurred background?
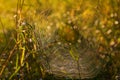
[0,0,120,80]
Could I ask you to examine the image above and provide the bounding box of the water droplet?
[57,42,61,45]
[13,14,17,18]
[69,43,71,45]
[73,26,77,29]
[83,26,87,30]
[77,39,81,43]
[47,26,51,30]
[110,13,114,17]
[114,21,119,25]
[101,25,105,28]
[95,30,99,33]
[21,21,26,26]
[29,38,32,42]
[110,40,115,46]
[114,13,117,17]
[107,29,112,34]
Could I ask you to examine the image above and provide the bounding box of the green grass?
[0,0,120,80]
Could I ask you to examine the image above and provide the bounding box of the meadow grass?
[0,0,120,80]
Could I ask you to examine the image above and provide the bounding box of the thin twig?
[0,44,17,78]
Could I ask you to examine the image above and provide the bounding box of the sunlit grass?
[0,0,120,79]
